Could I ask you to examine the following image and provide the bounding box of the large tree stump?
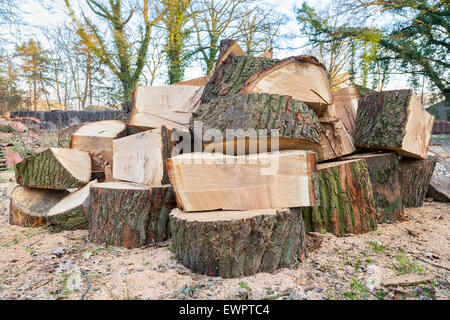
[169,208,306,278]
[15,148,91,190]
[88,182,176,248]
[167,151,317,211]
[427,156,450,202]
[399,156,437,207]
[201,54,332,115]
[9,186,69,227]
[70,120,127,172]
[129,85,204,131]
[356,90,434,159]
[341,153,406,223]
[112,126,177,186]
[46,180,97,230]
[303,159,377,236]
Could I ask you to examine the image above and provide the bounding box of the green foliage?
[394,253,426,275]
[297,1,449,102]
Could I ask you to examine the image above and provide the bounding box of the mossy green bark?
[356,90,411,149]
[47,207,88,230]
[202,55,280,104]
[191,92,323,145]
[303,160,377,236]
[15,149,87,190]
[169,208,306,278]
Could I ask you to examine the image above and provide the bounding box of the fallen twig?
[80,269,90,300]
[414,257,450,272]
[262,292,290,300]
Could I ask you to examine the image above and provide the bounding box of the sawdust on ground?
[0,171,448,300]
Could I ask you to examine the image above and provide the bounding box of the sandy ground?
[0,170,449,300]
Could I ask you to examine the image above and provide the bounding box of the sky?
[4,0,411,93]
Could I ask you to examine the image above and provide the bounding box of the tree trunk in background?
[169,208,306,278]
[88,182,176,248]
[399,156,437,207]
[303,159,378,236]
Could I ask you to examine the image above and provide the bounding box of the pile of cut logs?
[9,40,438,278]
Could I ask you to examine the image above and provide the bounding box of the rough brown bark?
[399,156,437,207]
[341,153,406,223]
[426,156,450,202]
[191,92,323,154]
[9,186,69,227]
[88,182,176,248]
[303,159,378,236]
[201,54,331,115]
[356,90,434,159]
[15,148,91,190]
[169,208,306,278]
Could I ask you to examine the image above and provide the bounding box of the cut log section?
[112,127,177,186]
[70,120,127,172]
[341,152,406,223]
[9,186,69,227]
[191,93,352,161]
[169,207,306,278]
[303,159,377,236]
[426,156,450,202]
[129,85,204,131]
[356,90,434,159]
[201,54,332,116]
[319,118,355,161]
[88,182,176,248]
[46,180,97,230]
[326,85,359,141]
[399,156,437,207]
[175,76,209,86]
[167,150,317,212]
[15,148,91,190]
[191,93,323,155]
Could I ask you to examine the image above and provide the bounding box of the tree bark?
[15,148,91,190]
[303,159,378,236]
[9,186,69,227]
[399,156,437,207]
[341,152,406,223]
[201,54,332,115]
[356,89,434,159]
[191,92,323,154]
[426,156,450,202]
[169,208,306,278]
[46,180,97,230]
[88,182,176,248]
